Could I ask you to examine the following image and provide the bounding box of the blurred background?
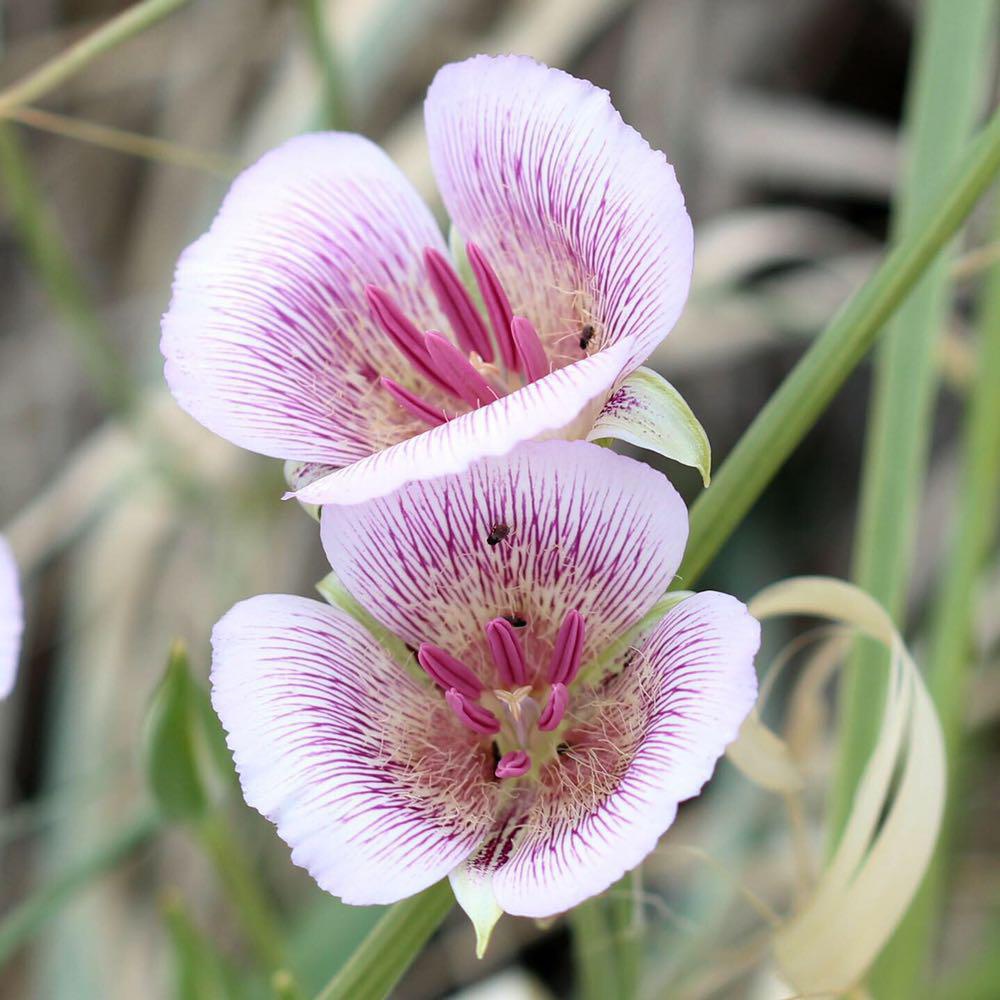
[1,1,998,997]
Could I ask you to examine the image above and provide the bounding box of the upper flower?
[0,535,22,699]
[162,55,693,505]
[210,441,758,937]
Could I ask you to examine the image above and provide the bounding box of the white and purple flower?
[0,535,23,699]
[210,442,758,940]
[162,55,693,505]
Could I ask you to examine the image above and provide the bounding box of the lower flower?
[210,441,759,947]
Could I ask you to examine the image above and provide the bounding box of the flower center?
[416,609,586,781]
[366,244,597,427]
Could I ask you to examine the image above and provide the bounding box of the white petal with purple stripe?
[211,595,497,904]
[0,536,22,699]
[456,591,760,918]
[321,440,688,663]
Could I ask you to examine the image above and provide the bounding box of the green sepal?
[588,367,712,486]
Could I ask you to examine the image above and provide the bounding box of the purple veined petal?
[459,591,760,919]
[210,594,498,905]
[293,336,634,506]
[425,55,693,374]
[0,536,23,699]
[321,438,688,667]
[162,132,449,465]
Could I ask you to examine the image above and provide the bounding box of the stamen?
[511,316,550,383]
[485,618,529,686]
[424,248,494,362]
[380,377,448,427]
[538,682,569,731]
[445,688,500,735]
[548,610,586,685]
[366,286,451,394]
[417,643,483,699]
[466,242,517,371]
[423,332,498,408]
[495,749,531,779]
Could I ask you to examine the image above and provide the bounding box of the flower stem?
[313,881,453,1000]
[570,897,622,1000]
[831,0,994,856]
[197,813,285,972]
[675,102,1000,589]
[0,0,193,115]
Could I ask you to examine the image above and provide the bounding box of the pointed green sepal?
[588,367,712,486]
[449,866,503,959]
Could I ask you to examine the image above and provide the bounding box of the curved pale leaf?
[587,367,711,485]
[727,576,946,995]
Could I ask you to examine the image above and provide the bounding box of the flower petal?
[321,439,688,668]
[210,595,497,904]
[0,536,22,699]
[293,337,631,505]
[425,54,693,369]
[476,591,760,917]
[162,132,448,464]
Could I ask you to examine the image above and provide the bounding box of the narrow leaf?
[587,367,711,486]
[729,577,946,995]
[144,640,208,821]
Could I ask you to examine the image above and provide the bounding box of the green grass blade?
[833,0,994,849]
[873,197,1000,996]
[0,811,160,965]
[0,124,134,412]
[675,103,1000,589]
[0,0,192,115]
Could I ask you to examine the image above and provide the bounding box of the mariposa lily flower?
[162,55,693,505]
[0,536,22,699]
[211,442,758,945]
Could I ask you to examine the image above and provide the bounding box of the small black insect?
[503,614,527,628]
[579,324,595,350]
[556,741,571,756]
[486,523,511,546]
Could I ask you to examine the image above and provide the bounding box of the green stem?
[0,0,193,115]
[197,813,285,972]
[0,810,160,964]
[570,897,621,1000]
[0,124,134,413]
[873,198,1000,994]
[609,871,641,998]
[833,0,994,853]
[675,104,1000,589]
[313,881,453,1000]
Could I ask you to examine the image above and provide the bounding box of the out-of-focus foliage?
[0,2,998,999]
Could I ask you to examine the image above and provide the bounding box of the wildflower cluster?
[162,55,760,939]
